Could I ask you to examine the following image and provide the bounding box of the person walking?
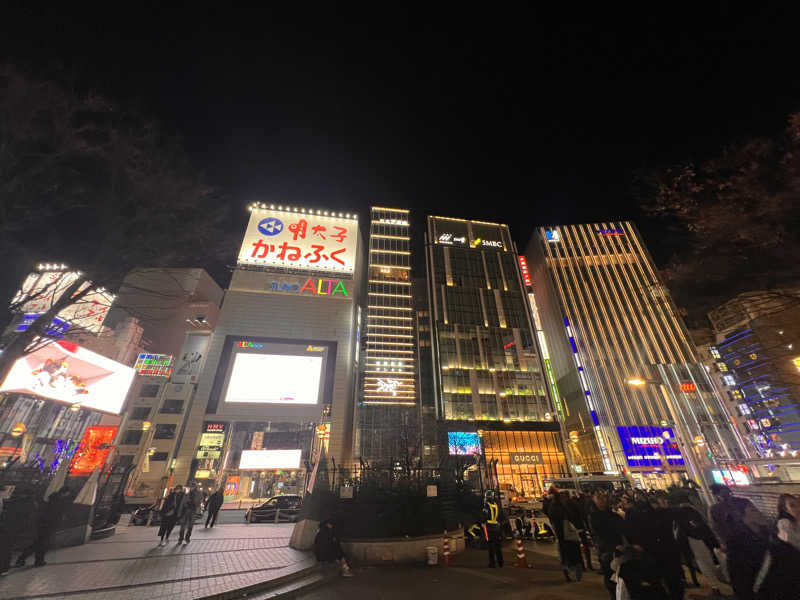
[588,490,627,600]
[776,493,800,551]
[157,486,182,545]
[177,481,202,544]
[313,519,353,577]
[673,492,724,598]
[15,486,73,567]
[548,491,584,582]
[205,488,224,529]
[482,489,506,568]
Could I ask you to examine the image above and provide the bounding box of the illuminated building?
[355,207,419,464]
[526,222,747,488]
[425,216,567,496]
[170,205,364,499]
[705,292,800,460]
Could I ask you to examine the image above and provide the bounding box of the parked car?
[244,494,303,523]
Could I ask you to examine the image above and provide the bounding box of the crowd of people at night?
[536,483,800,600]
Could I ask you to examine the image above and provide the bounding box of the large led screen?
[616,426,684,467]
[224,353,322,404]
[239,449,302,470]
[448,432,482,455]
[0,340,135,414]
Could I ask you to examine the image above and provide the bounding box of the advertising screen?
[448,432,482,455]
[239,449,302,470]
[224,353,322,404]
[70,426,118,474]
[11,270,113,333]
[616,426,684,467]
[0,340,135,414]
[237,207,357,275]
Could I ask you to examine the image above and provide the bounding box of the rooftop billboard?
[237,206,358,275]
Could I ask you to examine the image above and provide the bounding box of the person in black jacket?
[157,486,182,545]
[313,519,352,577]
[588,490,626,600]
[15,486,73,567]
[548,491,584,582]
[205,488,224,529]
[673,493,723,597]
[483,489,506,568]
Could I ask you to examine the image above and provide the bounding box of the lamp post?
[626,378,712,505]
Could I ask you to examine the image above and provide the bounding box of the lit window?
[723,375,736,386]
[710,347,721,358]
[738,403,752,415]
[717,362,728,372]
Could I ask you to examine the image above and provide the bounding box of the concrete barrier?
[341,529,465,566]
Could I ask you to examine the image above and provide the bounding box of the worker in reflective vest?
[483,489,506,568]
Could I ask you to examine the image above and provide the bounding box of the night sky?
[3,5,800,295]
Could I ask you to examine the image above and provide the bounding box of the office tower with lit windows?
[425,216,567,497]
[356,207,419,464]
[526,222,747,489]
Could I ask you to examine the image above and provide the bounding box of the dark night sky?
[3,5,800,289]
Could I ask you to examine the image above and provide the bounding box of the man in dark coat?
[177,482,202,544]
[588,490,626,599]
[205,488,224,528]
[313,520,352,576]
[15,486,73,567]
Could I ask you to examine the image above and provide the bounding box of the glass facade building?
[426,216,567,496]
[356,207,419,463]
[526,222,747,488]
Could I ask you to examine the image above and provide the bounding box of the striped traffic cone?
[442,531,451,566]
[514,533,529,568]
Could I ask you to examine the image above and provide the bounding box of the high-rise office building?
[527,222,747,489]
[426,216,567,496]
[356,207,419,464]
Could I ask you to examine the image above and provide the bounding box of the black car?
[244,495,303,523]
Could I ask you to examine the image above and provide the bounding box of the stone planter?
[341,529,465,565]
[290,518,320,551]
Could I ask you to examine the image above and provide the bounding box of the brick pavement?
[0,523,314,600]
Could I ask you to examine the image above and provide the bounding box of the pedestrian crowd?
[537,483,800,600]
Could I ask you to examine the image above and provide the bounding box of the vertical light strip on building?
[362,207,417,405]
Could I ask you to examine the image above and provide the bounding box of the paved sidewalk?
[0,523,314,600]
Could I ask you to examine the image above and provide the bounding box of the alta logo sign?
[268,278,349,296]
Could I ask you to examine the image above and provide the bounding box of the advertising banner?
[0,340,135,414]
[70,426,118,474]
[616,426,684,467]
[239,449,302,470]
[171,333,211,384]
[237,207,357,275]
[11,270,113,333]
[448,432,482,455]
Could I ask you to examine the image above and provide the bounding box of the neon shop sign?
[268,278,349,296]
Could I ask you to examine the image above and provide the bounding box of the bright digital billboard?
[0,340,135,414]
[237,206,358,275]
[239,449,302,470]
[224,353,322,404]
[448,432,482,455]
[616,426,684,467]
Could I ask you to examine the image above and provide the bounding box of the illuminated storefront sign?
[616,426,684,467]
[268,278,349,296]
[518,256,532,286]
[238,206,357,274]
[0,339,134,414]
[545,230,560,243]
[472,238,503,248]
[679,382,697,393]
[437,233,467,245]
[376,378,402,396]
[509,452,543,465]
[237,341,264,348]
[597,228,625,236]
[134,353,173,377]
[69,425,118,474]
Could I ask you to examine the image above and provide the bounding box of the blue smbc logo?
[257,217,284,236]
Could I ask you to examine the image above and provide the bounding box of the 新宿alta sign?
[269,278,349,296]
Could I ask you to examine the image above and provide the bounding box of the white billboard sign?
[11,269,113,334]
[224,353,323,405]
[239,449,302,470]
[0,340,135,414]
[237,207,357,275]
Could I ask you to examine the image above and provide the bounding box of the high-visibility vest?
[486,502,499,524]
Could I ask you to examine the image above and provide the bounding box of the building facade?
[355,207,419,464]
[526,222,747,489]
[706,293,800,458]
[426,216,567,497]
[169,205,364,501]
